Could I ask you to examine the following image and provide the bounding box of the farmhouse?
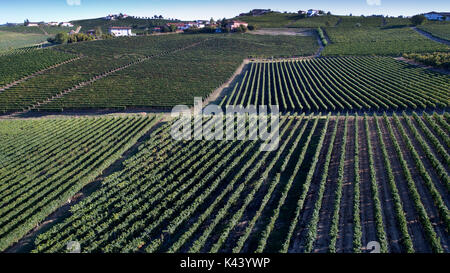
[47,22,59,26]
[424,12,450,21]
[109,26,133,36]
[226,20,248,30]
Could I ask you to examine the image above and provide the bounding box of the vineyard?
[37,35,318,111]
[0,34,318,113]
[0,11,449,256]
[221,57,450,112]
[0,48,76,86]
[26,112,449,253]
[0,35,209,113]
[322,25,449,56]
[0,115,160,251]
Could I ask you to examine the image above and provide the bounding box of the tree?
[54,32,69,44]
[220,17,228,28]
[159,15,163,19]
[247,25,256,31]
[24,19,29,26]
[411,14,426,25]
[210,17,215,24]
[162,25,170,33]
[168,24,177,32]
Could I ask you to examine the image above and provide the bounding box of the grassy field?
[0,25,76,35]
[417,22,450,41]
[0,31,49,52]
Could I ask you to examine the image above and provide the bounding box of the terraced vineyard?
[29,112,449,253]
[0,35,209,113]
[0,48,76,87]
[0,115,160,251]
[0,34,318,114]
[221,57,450,112]
[37,35,318,111]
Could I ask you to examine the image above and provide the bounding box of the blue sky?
[1,0,449,24]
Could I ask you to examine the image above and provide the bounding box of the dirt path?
[315,37,325,57]
[337,116,355,252]
[203,59,250,106]
[313,117,343,252]
[378,117,431,252]
[412,27,450,46]
[39,26,49,35]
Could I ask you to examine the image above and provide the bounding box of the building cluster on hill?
[239,9,272,16]
[239,8,325,17]
[104,13,130,20]
[423,12,450,21]
[149,19,249,34]
[298,9,325,17]
[24,20,74,27]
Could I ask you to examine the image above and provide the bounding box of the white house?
[26,22,40,27]
[424,12,450,21]
[60,22,74,27]
[109,26,134,36]
[226,20,249,30]
[47,22,59,26]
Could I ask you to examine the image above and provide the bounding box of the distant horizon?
[1,11,433,25]
[1,0,449,25]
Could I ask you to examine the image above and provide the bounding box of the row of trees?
[48,31,114,44]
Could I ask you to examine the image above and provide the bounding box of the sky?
[1,0,449,24]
